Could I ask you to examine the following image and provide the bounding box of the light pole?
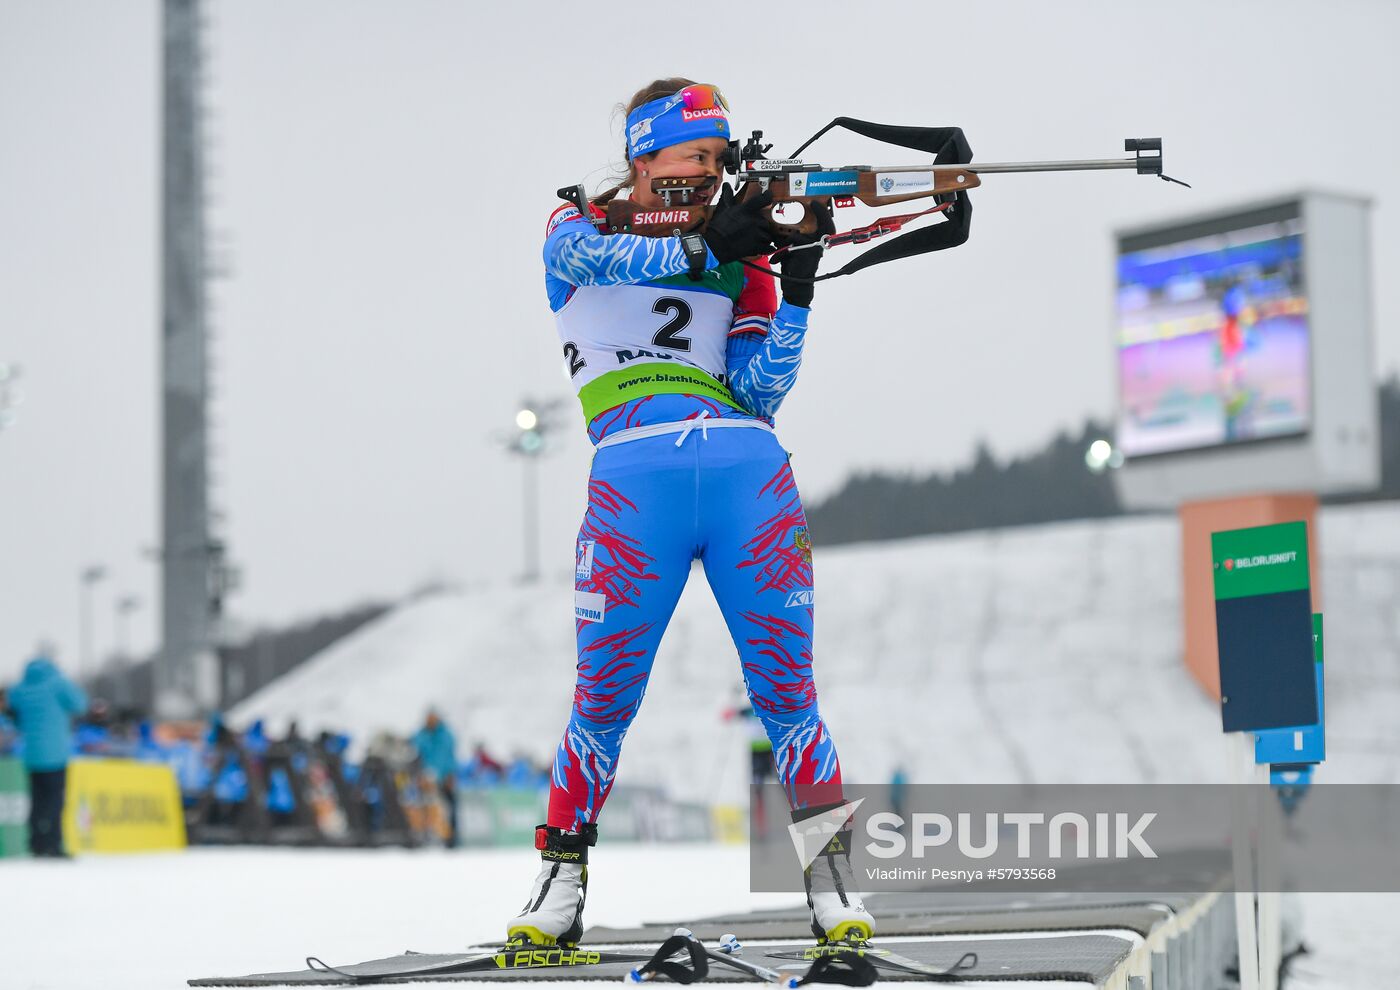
[501,400,566,583]
[114,595,142,661]
[78,564,108,681]
[112,594,142,709]
[516,408,544,582]
[0,362,21,434]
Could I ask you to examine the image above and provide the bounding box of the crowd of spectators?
[2,651,549,851]
[181,710,550,847]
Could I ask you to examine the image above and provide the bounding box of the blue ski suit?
[541,200,846,830]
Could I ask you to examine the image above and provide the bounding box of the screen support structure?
[1228,732,1268,990]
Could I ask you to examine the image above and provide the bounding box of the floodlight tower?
[501,400,567,583]
[156,0,220,717]
[0,362,22,433]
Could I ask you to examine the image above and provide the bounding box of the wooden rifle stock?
[648,168,981,236]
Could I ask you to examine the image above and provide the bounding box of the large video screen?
[1115,205,1311,458]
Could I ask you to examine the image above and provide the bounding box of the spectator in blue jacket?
[7,649,88,857]
[412,710,458,847]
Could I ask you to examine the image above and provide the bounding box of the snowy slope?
[230,503,1400,800]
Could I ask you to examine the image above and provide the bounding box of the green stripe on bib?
[578,363,747,423]
[650,261,745,301]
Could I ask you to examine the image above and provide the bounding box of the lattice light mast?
[156,0,220,717]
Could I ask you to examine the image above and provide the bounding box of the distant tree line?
[87,600,390,715]
[807,376,1400,547]
[215,602,392,708]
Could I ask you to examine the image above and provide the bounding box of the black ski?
[251,945,652,985]
[766,943,978,981]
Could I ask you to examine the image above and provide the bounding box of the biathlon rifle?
[557,117,1188,281]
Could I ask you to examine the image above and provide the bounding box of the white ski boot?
[797,809,876,944]
[505,824,596,946]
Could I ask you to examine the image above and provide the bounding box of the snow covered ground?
[1,845,1396,990]
[7,504,1395,988]
[0,845,776,990]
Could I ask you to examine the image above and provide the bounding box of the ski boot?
[795,805,876,944]
[505,823,597,946]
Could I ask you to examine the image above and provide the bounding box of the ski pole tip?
[625,968,644,984]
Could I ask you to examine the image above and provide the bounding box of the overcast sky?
[2,0,1397,683]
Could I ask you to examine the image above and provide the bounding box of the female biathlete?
[506,78,873,948]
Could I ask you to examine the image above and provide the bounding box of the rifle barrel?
[867,157,1138,175]
[966,157,1138,174]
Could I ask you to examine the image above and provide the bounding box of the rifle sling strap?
[791,117,975,281]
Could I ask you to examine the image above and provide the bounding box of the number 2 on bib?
[651,297,693,352]
[563,341,586,377]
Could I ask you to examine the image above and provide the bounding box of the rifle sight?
[1126,137,1164,175]
[723,130,773,175]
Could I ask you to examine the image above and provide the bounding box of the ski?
[765,943,978,981]
[296,944,655,983]
[190,943,664,986]
[473,943,658,972]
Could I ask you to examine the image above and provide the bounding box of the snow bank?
[230,504,1400,800]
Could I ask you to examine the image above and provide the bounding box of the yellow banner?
[710,804,747,845]
[62,758,187,854]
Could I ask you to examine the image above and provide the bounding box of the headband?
[626,84,731,159]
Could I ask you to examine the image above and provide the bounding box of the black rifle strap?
[633,934,709,984]
[790,117,971,162]
[788,117,975,281]
[798,950,879,986]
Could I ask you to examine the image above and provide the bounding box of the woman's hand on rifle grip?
[702,187,775,265]
[775,199,835,309]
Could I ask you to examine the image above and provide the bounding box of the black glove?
[702,187,774,265]
[775,201,836,308]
